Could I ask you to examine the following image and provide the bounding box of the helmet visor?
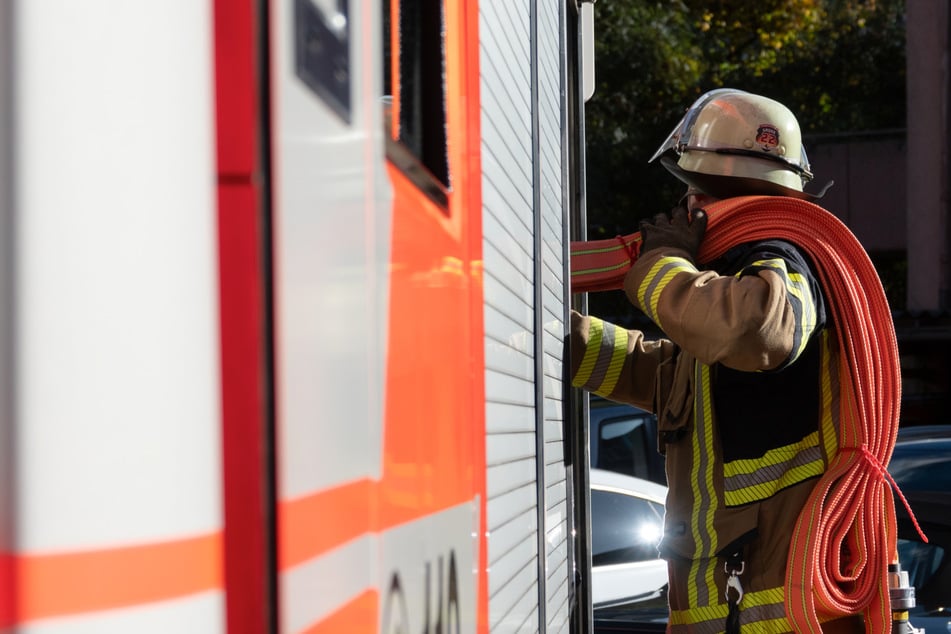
[649,89,746,163]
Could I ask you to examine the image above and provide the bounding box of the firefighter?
[571,89,864,633]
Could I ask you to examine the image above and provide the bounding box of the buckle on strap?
[724,560,745,604]
[724,558,745,634]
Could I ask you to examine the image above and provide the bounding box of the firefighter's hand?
[638,205,707,261]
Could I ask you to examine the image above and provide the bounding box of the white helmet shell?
[651,89,831,201]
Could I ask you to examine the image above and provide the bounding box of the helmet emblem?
[756,124,780,152]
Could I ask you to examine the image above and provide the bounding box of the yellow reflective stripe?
[572,317,603,388]
[789,272,816,325]
[724,460,825,506]
[750,258,818,361]
[687,362,704,606]
[789,271,817,358]
[572,319,629,397]
[699,365,719,602]
[649,267,684,327]
[636,258,667,307]
[722,431,824,506]
[670,586,789,632]
[637,256,694,326]
[749,258,787,274]
[686,558,717,611]
[687,363,719,604]
[601,327,628,396]
[723,431,822,477]
[819,331,839,462]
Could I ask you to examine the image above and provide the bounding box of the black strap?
[726,598,741,634]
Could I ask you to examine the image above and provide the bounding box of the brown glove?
[639,205,707,261]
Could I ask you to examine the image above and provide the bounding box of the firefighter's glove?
[638,205,707,262]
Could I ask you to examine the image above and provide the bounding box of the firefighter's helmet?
[650,88,833,201]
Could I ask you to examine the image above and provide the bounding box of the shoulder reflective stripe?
[572,317,604,389]
[688,363,719,605]
[787,271,817,359]
[722,432,825,506]
[572,318,629,396]
[748,258,818,362]
[788,272,816,327]
[670,586,788,633]
[637,256,694,326]
[748,258,786,273]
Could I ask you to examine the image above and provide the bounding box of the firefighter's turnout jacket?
[571,236,863,633]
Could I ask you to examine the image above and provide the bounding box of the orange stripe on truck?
[278,478,375,570]
[301,589,378,634]
[0,532,222,625]
[278,477,478,571]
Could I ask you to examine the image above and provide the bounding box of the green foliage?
[584,0,906,238]
[583,0,906,323]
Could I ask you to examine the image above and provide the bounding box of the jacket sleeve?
[569,309,676,411]
[623,244,820,372]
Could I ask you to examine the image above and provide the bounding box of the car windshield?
[591,488,664,566]
[889,439,951,491]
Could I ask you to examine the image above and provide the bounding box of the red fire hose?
[570,196,925,632]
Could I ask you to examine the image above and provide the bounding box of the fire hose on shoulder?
[570,196,926,632]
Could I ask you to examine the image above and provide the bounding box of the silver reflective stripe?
[723,445,823,493]
[581,320,616,393]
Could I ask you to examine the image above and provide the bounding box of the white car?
[590,468,669,610]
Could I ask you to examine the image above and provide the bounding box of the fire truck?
[0,1,600,632]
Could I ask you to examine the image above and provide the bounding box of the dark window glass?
[889,452,951,492]
[383,0,392,95]
[397,0,448,187]
[598,416,651,480]
[380,0,449,207]
[897,538,945,596]
[591,489,663,566]
[295,0,351,123]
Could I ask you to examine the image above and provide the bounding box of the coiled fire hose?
[570,196,926,632]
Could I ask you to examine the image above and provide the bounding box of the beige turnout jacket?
[571,241,858,633]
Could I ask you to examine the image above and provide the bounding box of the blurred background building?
[806,2,948,427]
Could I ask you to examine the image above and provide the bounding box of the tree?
[584,0,906,323]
